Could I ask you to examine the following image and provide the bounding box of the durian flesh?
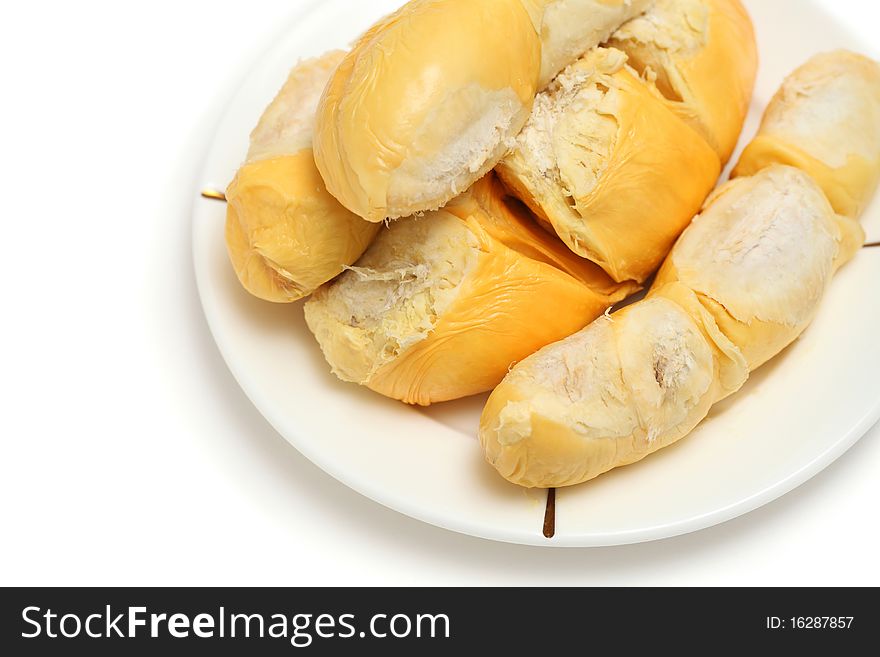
[654,165,864,370]
[305,175,638,406]
[532,0,654,88]
[480,165,864,488]
[312,0,653,223]
[733,50,880,218]
[225,51,380,303]
[497,47,721,284]
[607,0,758,164]
[313,0,543,223]
[481,290,747,488]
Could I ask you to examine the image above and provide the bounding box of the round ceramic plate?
[193,0,880,547]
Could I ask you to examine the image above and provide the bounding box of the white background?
[1,0,878,586]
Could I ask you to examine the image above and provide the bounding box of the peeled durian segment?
[304,175,637,406]
[225,51,379,303]
[654,165,865,370]
[497,47,721,284]
[479,289,748,488]
[607,0,757,163]
[225,153,381,303]
[314,0,543,223]
[733,50,880,218]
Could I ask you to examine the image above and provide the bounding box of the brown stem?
[201,189,227,202]
[543,488,557,539]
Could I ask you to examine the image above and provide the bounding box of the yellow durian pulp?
[225,50,379,303]
[733,50,880,218]
[608,0,758,163]
[497,47,722,284]
[480,165,864,488]
[313,0,652,222]
[304,175,638,406]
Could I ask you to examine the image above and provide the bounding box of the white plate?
[193,0,880,547]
